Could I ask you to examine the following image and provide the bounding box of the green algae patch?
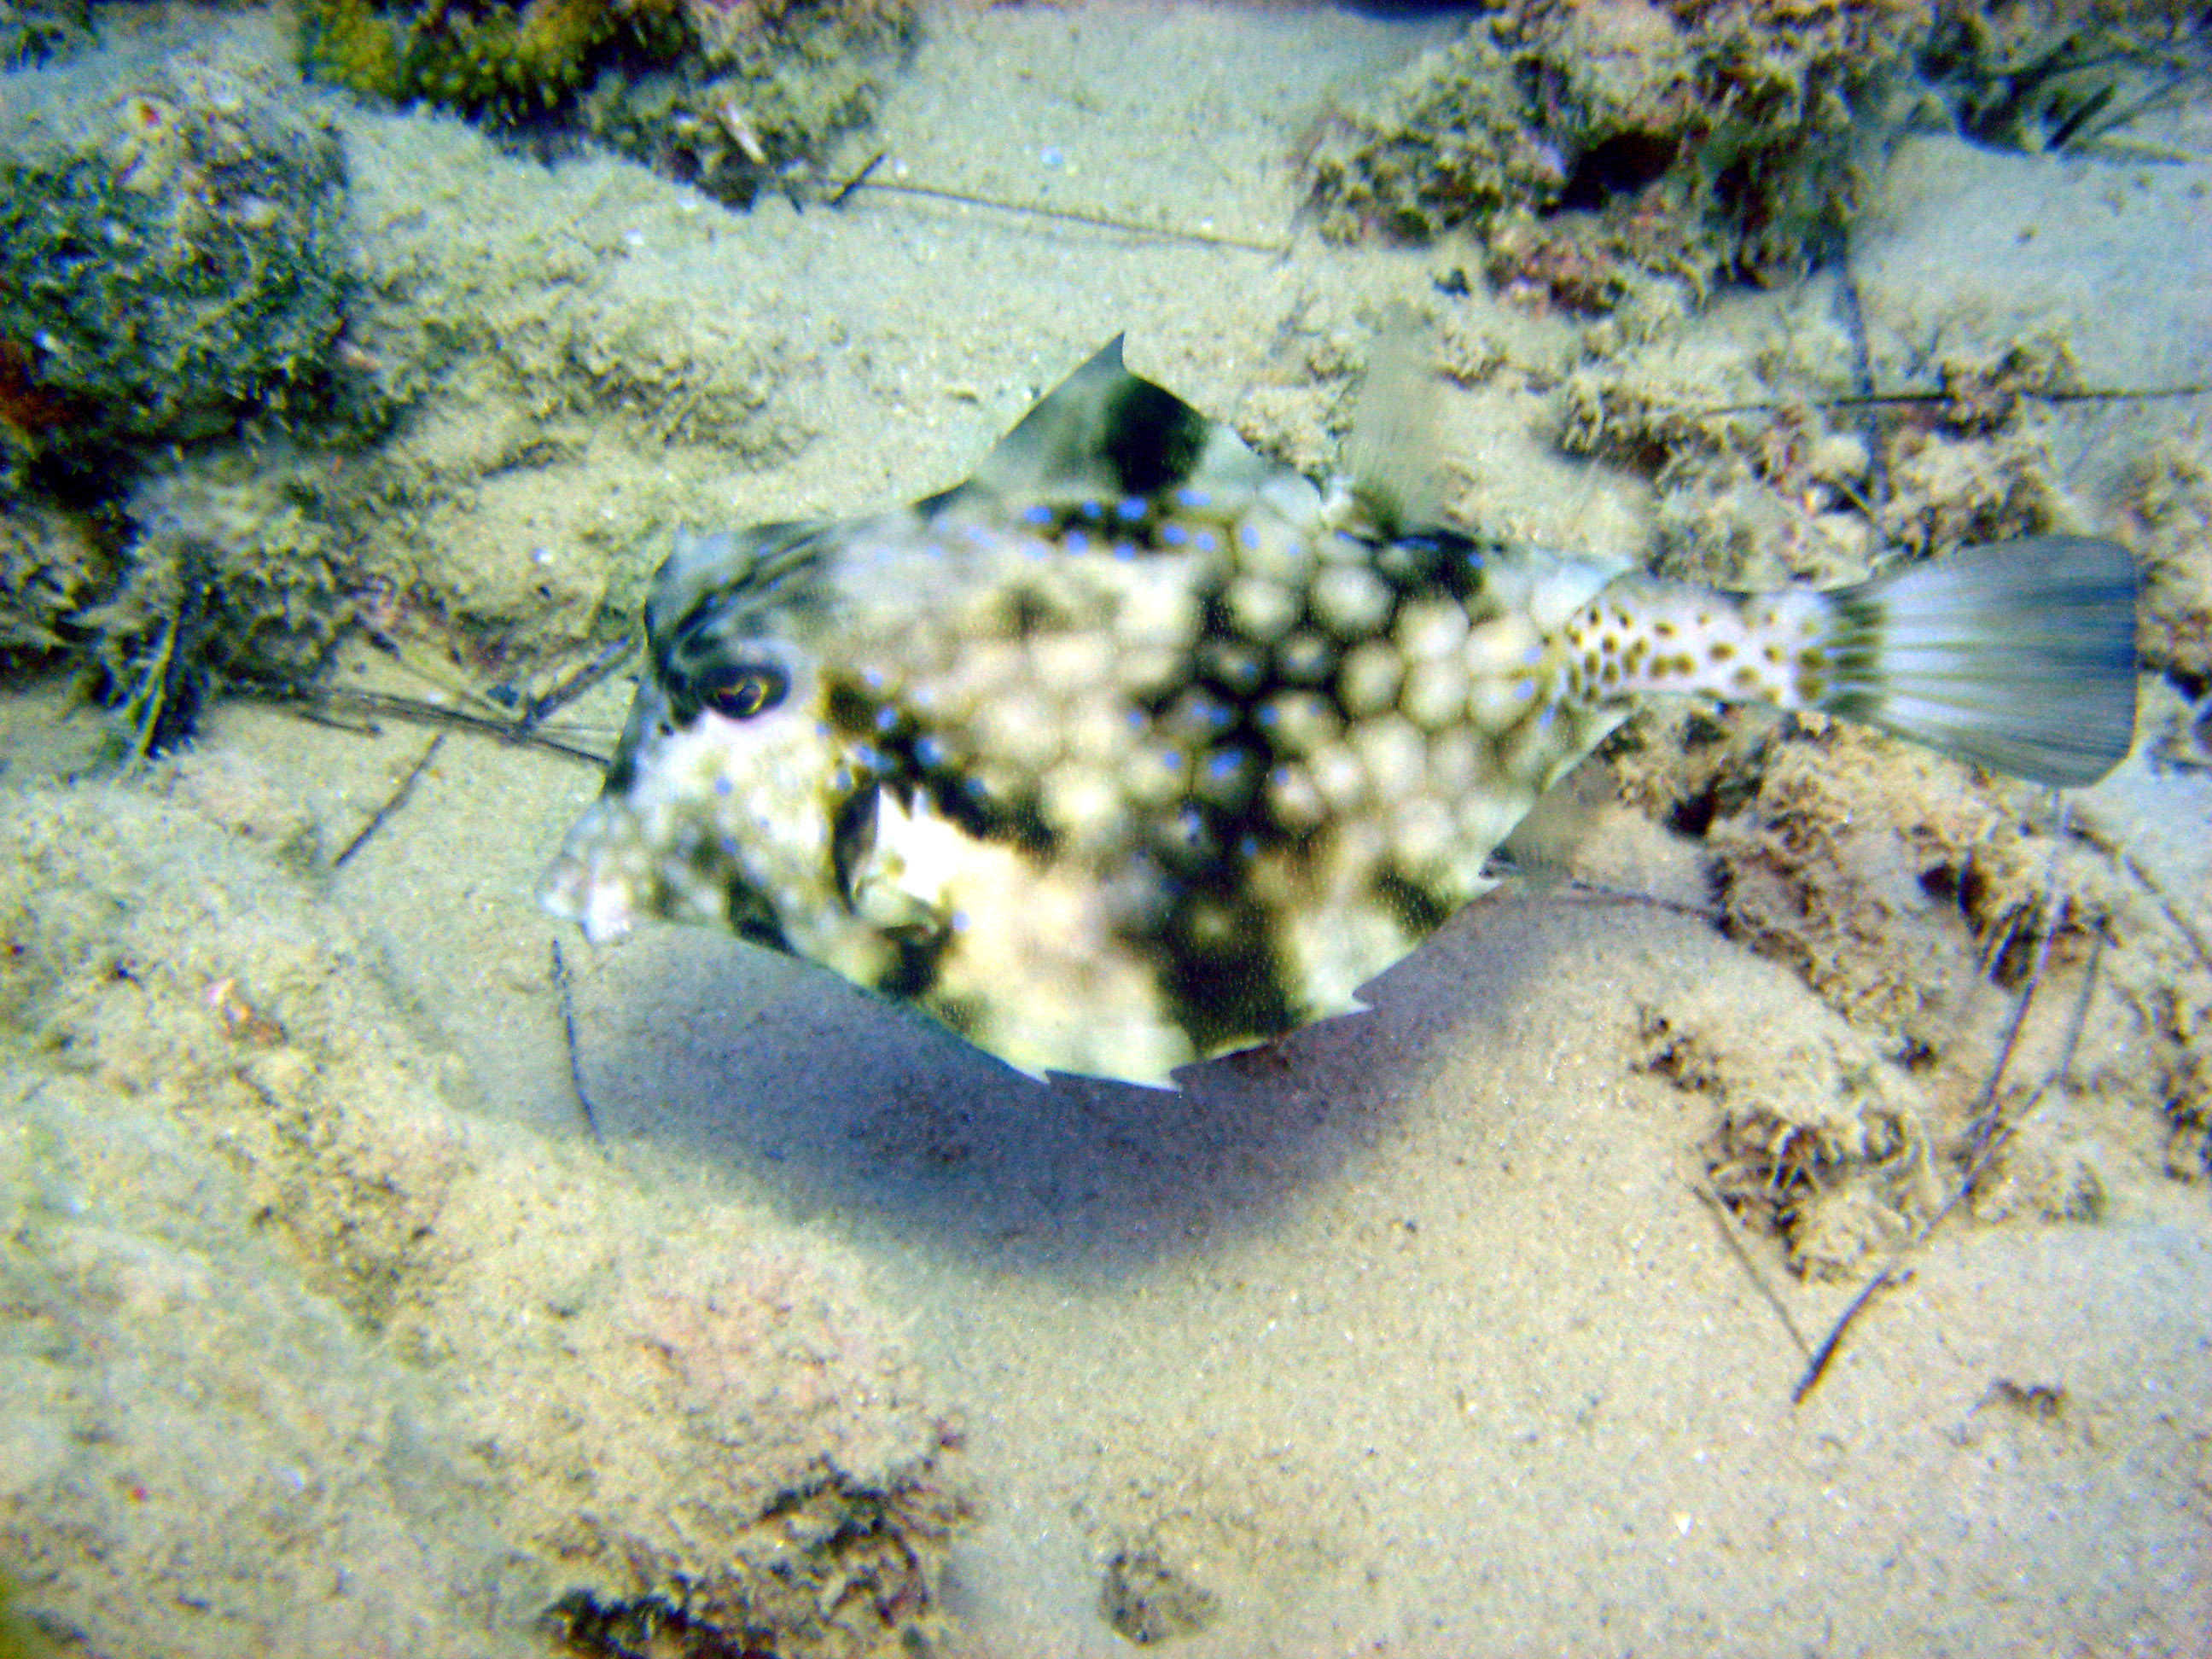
[0,44,352,461]
[300,0,690,122]
[301,0,915,210]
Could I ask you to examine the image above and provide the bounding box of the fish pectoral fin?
[844,789,957,937]
[851,872,948,936]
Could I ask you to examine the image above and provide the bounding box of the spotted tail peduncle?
[1561,536,2139,787]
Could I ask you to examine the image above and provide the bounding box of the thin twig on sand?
[333,732,445,870]
[550,939,602,1144]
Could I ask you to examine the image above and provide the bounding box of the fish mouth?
[540,863,637,945]
[538,800,644,944]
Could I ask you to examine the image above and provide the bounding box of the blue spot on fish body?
[1022,503,1054,527]
[1160,523,1189,547]
[1176,486,1211,509]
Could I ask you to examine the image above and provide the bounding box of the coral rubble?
[1561,317,2084,591]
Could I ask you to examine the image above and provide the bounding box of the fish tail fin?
[1822,536,2139,786]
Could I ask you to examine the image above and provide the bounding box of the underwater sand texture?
[4,3,2212,1656]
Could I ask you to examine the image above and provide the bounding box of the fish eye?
[707,663,789,721]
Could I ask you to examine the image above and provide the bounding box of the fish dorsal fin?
[933,336,1276,515]
[1343,309,1443,537]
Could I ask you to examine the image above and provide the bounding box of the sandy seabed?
[3,3,2212,1656]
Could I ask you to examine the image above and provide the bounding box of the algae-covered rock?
[0,37,353,458]
[120,456,348,683]
[494,1241,965,1656]
[2117,435,2212,690]
[0,0,90,69]
[583,0,917,209]
[78,452,354,756]
[301,0,692,122]
[581,0,914,211]
[302,0,914,210]
[1305,0,1929,300]
[1703,722,2104,1052]
[1560,315,2083,591]
[0,500,114,666]
[1608,702,2212,1197]
[0,446,358,761]
[1307,0,2203,309]
[1557,300,1878,590]
[3,445,364,755]
[1597,701,2212,1266]
[1299,23,1562,247]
